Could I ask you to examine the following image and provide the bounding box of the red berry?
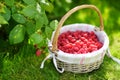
[73,46,79,52]
[70,38,76,43]
[57,30,103,54]
[74,40,82,48]
[36,49,42,56]
[90,31,95,35]
[64,43,73,48]
[83,33,88,38]
[80,37,85,41]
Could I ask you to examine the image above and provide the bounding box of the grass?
[1,0,120,80]
[1,33,120,80]
[1,28,120,80]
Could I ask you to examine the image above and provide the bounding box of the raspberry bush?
[0,0,58,55]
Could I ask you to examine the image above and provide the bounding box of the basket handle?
[51,5,104,52]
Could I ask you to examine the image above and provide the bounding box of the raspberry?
[73,46,79,52]
[57,30,103,54]
[36,49,42,56]
[64,43,73,48]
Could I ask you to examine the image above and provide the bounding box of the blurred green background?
[0,0,120,80]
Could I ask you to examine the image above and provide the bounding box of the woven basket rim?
[51,24,109,64]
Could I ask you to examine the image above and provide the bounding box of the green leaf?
[23,0,36,5]
[5,0,14,7]
[45,26,53,39]
[36,3,41,13]
[29,33,43,45]
[9,24,25,44]
[35,15,44,31]
[35,8,48,31]
[40,1,54,13]
[0,4,5,13]
[0,15,8,24]
[37,37,47,48]
[50,0,54,2]
[25,21,36,35]
[12,13,26,23]
[50,20,58,30]
[11,5,17,14]
[21,5,37,18]
[42,12,48,25]
[36,3,48,25]
[45,2,54,12]
[0,7,11,21]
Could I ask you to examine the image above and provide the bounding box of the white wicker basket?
[50,5,109,73]
[41,5,110,73]
[51,23,109,73]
